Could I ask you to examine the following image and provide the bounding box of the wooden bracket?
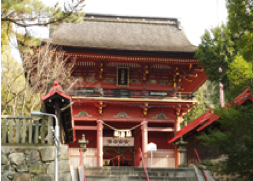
[173,67,181,91]
[194,68,204,72]
[188,73,198,78]
[141,103,150,116]
[96,63,103,79]
[142,65,149,81]
[94,101,107,115]
[183,76,193,82]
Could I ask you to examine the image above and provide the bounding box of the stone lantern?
[78,134,89,152]
[175,137,188,167]
[78,134,89,166]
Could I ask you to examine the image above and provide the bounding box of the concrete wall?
[1,145,71,181]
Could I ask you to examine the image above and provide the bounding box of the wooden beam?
[147,127,174,132]
[72,96,197,103]
[74,117,97,121]
[73,126,97,130]
[69,152,97,156]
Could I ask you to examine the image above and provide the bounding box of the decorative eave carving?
[74,110,92,117]
[113,112,131,118]
[152,113,169,119]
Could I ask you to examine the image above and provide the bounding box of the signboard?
[117,67,129,87]
[147,142,157,151]
[147,142,157,167]
[103,137,134,147]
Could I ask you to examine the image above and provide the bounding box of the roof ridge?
[84,16,178,27]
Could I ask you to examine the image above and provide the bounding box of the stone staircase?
[85,166,198,181]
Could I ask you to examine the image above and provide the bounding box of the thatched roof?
[49,14,196,52]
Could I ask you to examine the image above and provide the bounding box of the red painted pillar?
[134,127,141,166]
[174,115,177,167]
[141,120,148,165]
[174,114,181,167]
[97,120,103,167]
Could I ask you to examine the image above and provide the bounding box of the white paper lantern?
[126,130,132,137]
[114,130,119,137]
[120,131,125,138]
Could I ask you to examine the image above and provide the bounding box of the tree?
[22,43,77,94]
[195,24,252,103]
[195,24,238,86]
[198,104,253,180]
[227,0,253,61]
[1,0,85,49]
[226,55,253,96]
[183,80,220,125]
[1,43,76,115]
[1,18,13,53]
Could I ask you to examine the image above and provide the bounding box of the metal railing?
[194,149,209,181]
[1,115,54,145]
[68,88,195,99]
[79,149,86,181]
[139,148,149,181]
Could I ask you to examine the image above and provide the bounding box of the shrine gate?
[47,14,207,168]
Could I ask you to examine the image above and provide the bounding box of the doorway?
[103,146,134,166]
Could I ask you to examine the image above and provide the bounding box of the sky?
[84,0,228,45]
[12,0,228,61]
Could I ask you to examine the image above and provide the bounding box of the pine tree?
[198,104,253,180]
[1,0,85,49]
[195,24,238,86]
[226,55,253,97]
[227,0,253,61]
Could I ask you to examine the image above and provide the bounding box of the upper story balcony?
[67,88,195,100]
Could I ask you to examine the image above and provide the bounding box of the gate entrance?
[103,146,134,166]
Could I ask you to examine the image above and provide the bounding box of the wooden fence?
[69,148,97,168]
[147,149,175,167]
[1,115,54,145]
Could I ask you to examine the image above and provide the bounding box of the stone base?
[1,145,71,181]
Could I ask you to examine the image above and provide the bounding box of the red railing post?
[79,149,86,181]
[194,149,196,165]
[139,148,149,181]
[194,149,209,181]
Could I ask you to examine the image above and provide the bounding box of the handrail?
[79,149,86,181]
[139,148,149,181]
[68,89,195,100]
[194,149,209,181]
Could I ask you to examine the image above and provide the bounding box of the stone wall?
[1,145,71,181]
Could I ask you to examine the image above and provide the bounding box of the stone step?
[86,175,119,181]
[86,175,197,181]
[84,167,198,181]
[85,170,196,177]
[86,166,195,172]
[128,176,197,181]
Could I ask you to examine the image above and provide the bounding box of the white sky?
[44,0,228,45]
[12,0,228,61]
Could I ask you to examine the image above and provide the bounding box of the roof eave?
[45,43,196,58]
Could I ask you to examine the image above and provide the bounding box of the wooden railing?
[68,89,195,100]
[1,115,54,145]
[194,149,209,181]
[139,148,149,181]
[79,149,86,181]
